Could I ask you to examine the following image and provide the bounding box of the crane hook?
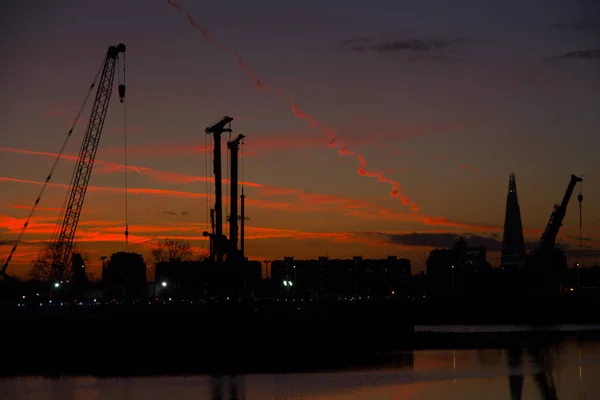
[118,84,126,103]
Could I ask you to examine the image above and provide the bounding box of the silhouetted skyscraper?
[501,173,526,268]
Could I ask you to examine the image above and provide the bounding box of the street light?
[161,281,167,287]
[283,280,293,296]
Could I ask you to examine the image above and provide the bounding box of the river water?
[2,333,599,399]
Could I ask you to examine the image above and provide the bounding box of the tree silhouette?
[150,238,194,264]
[29,243,88,282]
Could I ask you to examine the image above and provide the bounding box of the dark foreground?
[2,300,413,376]
[3,297,600,377]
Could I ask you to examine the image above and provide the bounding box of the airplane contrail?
[167,0,420,213]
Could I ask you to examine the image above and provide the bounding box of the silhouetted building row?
[154,259,262,298]
[426,237,493,295]
[102,252,147,299]
[269,256,411,298]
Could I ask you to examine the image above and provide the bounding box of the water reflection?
[210,376,246,400]
[0,336,598,400]
[506,340,558,400]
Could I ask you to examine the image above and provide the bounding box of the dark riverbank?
[411,294,600,325]
[2,297,600,377]
[1,300,412,377]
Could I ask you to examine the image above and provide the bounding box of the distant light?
[54,283,60,288]
[81,265,85,268]
[22,295,26,299]
[391,290,395,295]
[161,281,167,287]
[36,293,39,296]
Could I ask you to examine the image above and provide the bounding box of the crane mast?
[227,134,245,257]
[205,116,233,264]
[50,43,126,281]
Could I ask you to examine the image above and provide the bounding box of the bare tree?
[29,243,88,282]
[150,238,194,264]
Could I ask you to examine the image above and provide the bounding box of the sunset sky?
[1,0,599,278]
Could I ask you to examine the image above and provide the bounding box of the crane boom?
[537,174,583,254]
[50,43,126,281]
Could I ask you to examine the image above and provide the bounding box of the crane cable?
[1,60,105,277]
[121,52,129,252]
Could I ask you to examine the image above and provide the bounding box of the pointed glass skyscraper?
[501,173,526,268]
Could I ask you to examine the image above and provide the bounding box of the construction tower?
[501,173,526,268]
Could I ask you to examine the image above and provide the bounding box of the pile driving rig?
[202,117,247,264]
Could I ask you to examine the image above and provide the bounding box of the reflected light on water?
[0,337,599,399]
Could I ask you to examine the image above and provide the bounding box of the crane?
[537,174,583,253]
[49,43,127,281]
[1,43,127,282]
[528,174,583,293]
[227,133,245,258]
[204,116,233,263]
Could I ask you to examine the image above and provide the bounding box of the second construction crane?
[529,174,583,294]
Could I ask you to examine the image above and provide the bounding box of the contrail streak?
[167,0,419,212]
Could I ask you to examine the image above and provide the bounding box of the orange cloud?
[0,177,209,200]
[11,205,62,212]
[423,216,501,232]
[0,215,56,234]
[0,146,261,187]
[97,144,209,158]
[0,146,418,220]
[2,175,505,235]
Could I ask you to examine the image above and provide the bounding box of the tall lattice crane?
[1,43,127,282]
[50,43,127,281]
